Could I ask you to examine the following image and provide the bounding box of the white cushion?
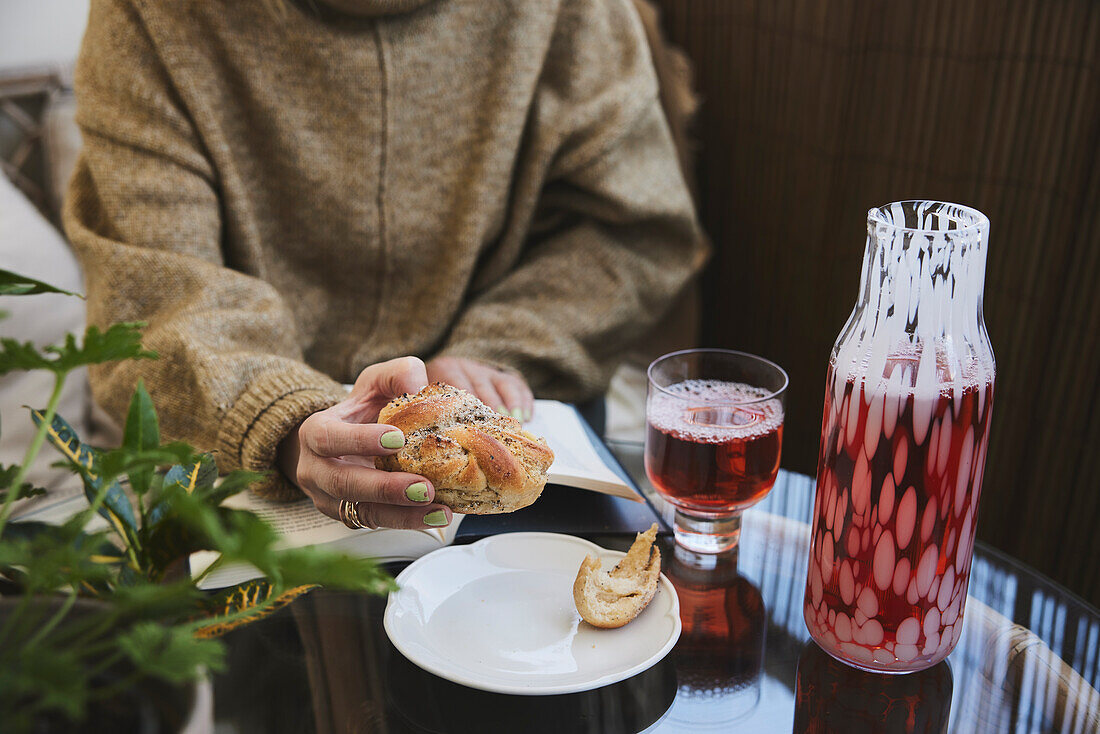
[0,171,88,499]
[606,363,647,442]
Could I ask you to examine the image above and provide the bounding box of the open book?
[189,494,463,589]
[190,399,641,589]
[525,399,642,502]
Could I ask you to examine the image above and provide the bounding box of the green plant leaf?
[201,468,263,507]
[193,581,317,638]
[0,522,118,592]
[0,520,118,556]
[0,323,156,377]
[116,563,141,588]
[95,443,195,486]
[0,464,47,502]
[188,550,392,638]
[123,379,160,451]
[144,480,271,579]
[147,456,217,527]
[141,462,260,577]
[207,510,282,579]
[164,486,284,577]
[146,455,212,526]
[0,644,87,722]
[272,547,397,594]
[110,581,203,621]
[163,455,219,496]
[29,410,94,471]
[122,379,160,495]
[30,409,138,547]
[46,323,158,372]
[142,517,207,578]
[117,622,225,683]
[0,484,47,503]
[0,337,53,374]
[82,474,137,543]
[0,268,82,297]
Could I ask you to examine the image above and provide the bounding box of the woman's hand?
[426,356,534,421]
[277,356,452,529]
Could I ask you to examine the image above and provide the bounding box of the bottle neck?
[834,202,992,397]
[857,217,988,338]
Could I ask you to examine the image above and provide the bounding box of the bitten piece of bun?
[573,524,661,628]
[375,383,554,514]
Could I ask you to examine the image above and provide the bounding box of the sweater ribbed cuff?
[216,370,347,501]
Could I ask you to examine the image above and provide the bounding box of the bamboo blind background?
[651,0,1100,607]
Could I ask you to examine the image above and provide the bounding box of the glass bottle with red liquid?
[804,201,995,673]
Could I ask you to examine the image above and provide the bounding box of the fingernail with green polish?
[497,405,509,415]
[381,430,405,449]
[511,407,523,419]
[405,482,430,503]
[424,510,449,527]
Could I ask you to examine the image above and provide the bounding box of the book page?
[190,492,462,589]
[526,400,642,501]
[217,492,362,548]
[10,486,107,530]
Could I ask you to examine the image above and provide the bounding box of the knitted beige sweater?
[64,0,706,498]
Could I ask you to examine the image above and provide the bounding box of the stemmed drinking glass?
[645,349,788,553]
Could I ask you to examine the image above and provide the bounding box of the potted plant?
[0,269,394,732]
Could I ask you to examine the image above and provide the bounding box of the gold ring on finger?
[351,501,377,530]
[338,499,358,529]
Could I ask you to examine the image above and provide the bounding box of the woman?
[65,0,706,529]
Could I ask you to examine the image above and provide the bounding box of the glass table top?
[212,441,1100,733]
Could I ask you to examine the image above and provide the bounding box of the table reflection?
[792,641,953,734]
[385,645,676,734]
[210,460,1100,733]
[291,590,677,734]
[661,544,767,730]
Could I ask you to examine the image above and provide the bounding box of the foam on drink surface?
[648,379,784,445]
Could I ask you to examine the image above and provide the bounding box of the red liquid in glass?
[804,361,994,672]
[646,380,783,513]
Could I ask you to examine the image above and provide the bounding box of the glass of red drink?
[645,349,788,553]
[804,201,995,674]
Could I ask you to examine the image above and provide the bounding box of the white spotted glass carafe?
[803,201,995,673]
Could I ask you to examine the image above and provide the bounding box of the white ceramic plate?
[383,532,681,695]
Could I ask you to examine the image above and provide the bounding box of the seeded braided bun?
[375,383,554,514]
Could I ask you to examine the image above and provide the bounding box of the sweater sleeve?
[63,0,345,500]
[437,0,708,402]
